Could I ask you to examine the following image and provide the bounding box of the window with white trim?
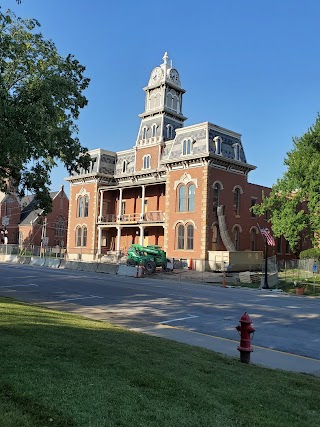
[182,139,192,155]
[175,223,194,250]
[166,125,173,139]
[76,226,87,247]
[152,124,157,138]
[178,184,195,212]
[142,127,147,140]
[143,155,151,169]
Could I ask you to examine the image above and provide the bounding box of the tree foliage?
[0,8,90,213]
[253,115,320,251]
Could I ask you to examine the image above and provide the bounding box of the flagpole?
[257,223,270,289]
[262,237,269,289]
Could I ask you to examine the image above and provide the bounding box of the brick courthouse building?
[66,53,288,265]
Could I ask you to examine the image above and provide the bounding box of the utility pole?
[40,217,47,258]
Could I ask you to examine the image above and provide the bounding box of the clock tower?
[136,52,187,145]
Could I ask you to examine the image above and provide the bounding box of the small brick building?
[0,186,69,249]
[66,53,293,263]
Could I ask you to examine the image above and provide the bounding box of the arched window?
[178,186,186,212]
[212,224,219,250]
[77,197,83,217]
[172,96,178,111]
[55,216,65,237]
[166,93,173,109]
[155,93,161,108]
[142,127,147,140]
[188,185,195,212]
[18,231,24,247]
[186,224,194,250]
[178,184,196,212]
[234,226,240,250]
[182,139,192,155]
[234,188,240,216]
[76,227,82,246]
[213,183,220,209]
[143,155,151,169]
[177,224,185,249]
[84,196,89,217]
[82,226,87,247]
[76,226,87,247]
[166,125,173,139]
[250,228,257,251]
[152,124,157,138]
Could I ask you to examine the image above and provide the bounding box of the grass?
[0,298,319,427]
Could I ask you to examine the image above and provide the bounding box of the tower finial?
[162,52,169,64]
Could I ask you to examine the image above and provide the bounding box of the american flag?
[259,227,276,246]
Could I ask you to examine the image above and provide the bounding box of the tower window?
[122,160,127,173]
[142,127,147,140]
[166,125,173,139]
[152,124,157,138]
[143,155,151,169]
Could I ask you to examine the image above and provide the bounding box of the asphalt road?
[0,263,319,361]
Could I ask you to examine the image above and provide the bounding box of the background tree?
[253,115,320,252]
[0,8,90,213]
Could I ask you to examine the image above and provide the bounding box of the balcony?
[98,211,165,225]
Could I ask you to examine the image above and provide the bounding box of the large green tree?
[253,115,320,251]
[0,8,90,213]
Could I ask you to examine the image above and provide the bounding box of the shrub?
[299,248,320,260]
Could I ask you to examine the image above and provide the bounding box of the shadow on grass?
[0,297,320,427]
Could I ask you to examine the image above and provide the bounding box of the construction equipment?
[126,244,167,274]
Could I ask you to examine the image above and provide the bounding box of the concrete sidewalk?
[128,321,320,377]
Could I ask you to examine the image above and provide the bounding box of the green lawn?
[0,297,319,427]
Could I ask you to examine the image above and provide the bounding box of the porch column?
[139,225,145,246]
[140,185,146,220]
[116,226,121,253]
[99,190,104,221]
[97,226,102,256]
[117,188,123,220]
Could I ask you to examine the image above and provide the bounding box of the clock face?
[169,68,179,83]
[151,67,162,82]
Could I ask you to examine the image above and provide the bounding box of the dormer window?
[233,143,241,161]
[142,127,147,140]
[166,124,173,139]
[182,139,192,156]
[122,160,127,173]
[152,124,157,138]
[143,155,151,169]
[214,136,222,155]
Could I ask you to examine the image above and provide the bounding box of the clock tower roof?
[147,52,183,89]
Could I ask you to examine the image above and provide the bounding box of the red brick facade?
[66,54,293,263]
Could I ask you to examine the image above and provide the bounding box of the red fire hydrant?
[236,312,255,364]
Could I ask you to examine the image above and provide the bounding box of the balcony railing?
[98,211,165,224]
[143,211,165,222]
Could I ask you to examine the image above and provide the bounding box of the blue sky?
[3,0,320,195]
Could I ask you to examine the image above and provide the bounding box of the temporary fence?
[277,258,316,283]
